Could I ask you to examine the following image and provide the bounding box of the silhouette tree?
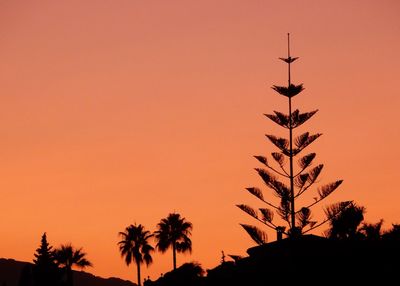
[238,34,351,242]
[54,244,92,286]
[359,219,384,240]
[325,202,365,239]
[118,224,154,286]
[154,213,193,270]
[383,224,400,241]
[32,232,59,286]
[146,262,204,286]
[18,264,34,286]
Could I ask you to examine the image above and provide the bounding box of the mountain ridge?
[0,258,136,286]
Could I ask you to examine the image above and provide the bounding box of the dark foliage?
[154,213,193,271]
[118,224,154,286]
[32,233,60,286]
[238,34,348,242]
[144,262,204,286]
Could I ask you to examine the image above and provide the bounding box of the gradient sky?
[1,0,400,282]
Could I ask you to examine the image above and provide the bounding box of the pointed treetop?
[279,33,299,63]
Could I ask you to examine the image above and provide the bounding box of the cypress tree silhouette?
[32,232,59,286]
[238,34,351,242]
[33,233,55,268]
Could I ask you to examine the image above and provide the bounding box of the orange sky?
[1,0,400,282]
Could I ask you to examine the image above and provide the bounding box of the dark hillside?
[0,258,136,286]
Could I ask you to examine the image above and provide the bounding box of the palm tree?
[54,244,92,286]
[118,224,154,286]
[154,213,193,270]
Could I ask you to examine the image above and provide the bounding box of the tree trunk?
[172,242,177,270]
[67,268,73,286]
[136,262,141,286]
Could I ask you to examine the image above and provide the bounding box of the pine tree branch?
[266,163,290,178]
[238,209,280,232]
[271,152,290,176]
[245,188,280,210]
[254,155,289,177]
[302,201,352,234]
[294,133,322,154]
[294,153,316,177]
[297,180,343,211]
[295,164,324,198]
[272,84,304,98]
[240,224,268,245]
[255,168,291,199]
[265,135,290,156]
[236,204,290,235]
[291,109,318,129]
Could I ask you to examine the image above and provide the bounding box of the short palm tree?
[118,224,154,286]
[154,213,193,270]
[54,244,92,286]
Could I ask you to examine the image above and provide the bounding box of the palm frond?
[240,224,268,245]
[272,84,304,98]
[246,187,264,201]
[118,223,154,267]
[176,237,192,253]
[236,204,258,219]
[259,208,274,223]
[154,213,192,256]
[318,180,343,199]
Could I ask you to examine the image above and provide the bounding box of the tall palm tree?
[118,224,154,286]
[154,213,193,270]
[54,244,92,286]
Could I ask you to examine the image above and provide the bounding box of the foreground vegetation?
[2,205,397,286]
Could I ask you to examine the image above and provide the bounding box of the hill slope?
[0,258,136,286]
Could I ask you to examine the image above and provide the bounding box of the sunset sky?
[1,0,400,282]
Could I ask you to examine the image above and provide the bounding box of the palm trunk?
[136,262,141,286]
[67,267,73,286]
[172,242,177,270]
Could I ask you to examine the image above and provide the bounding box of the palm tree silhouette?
[54,244,92,286]
[118,224,154,286]
[154,213,193,270]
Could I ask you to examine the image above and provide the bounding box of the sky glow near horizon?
[1,0,400,281]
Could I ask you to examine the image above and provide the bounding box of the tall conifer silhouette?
[238,34,351,242]
[32,232,59,286]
